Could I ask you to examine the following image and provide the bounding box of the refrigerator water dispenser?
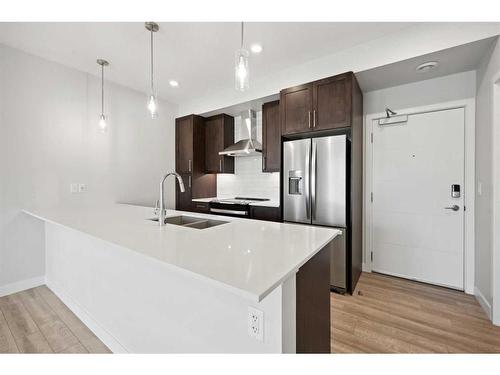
[288,170,303,195]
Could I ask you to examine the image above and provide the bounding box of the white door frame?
[492,76,500,325]
[363,99,476,295]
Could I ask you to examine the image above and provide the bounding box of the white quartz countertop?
[192,197,280,208]
[23,204,339,302]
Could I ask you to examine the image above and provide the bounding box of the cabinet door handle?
[308,111,311,128]
[219,159,222,172]
[188,175,192,188]
[188,159,192,172]
[263,155,266,170]
[313,110,316,128]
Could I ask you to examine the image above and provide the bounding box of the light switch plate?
[70,183,78,193]
[78,183,87,193]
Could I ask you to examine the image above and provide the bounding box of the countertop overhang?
[23,204,340,302]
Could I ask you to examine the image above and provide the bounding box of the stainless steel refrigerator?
[283,135,348,292]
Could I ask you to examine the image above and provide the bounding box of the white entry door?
[372,108,465,289]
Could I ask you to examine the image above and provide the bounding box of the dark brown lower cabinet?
[249,206,281,222]
[296,242,331,353]
[192,201,210,213]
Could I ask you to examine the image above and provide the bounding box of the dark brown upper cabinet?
[280,72,356,136]
[175,115,216,212]
[205,114,235,174]
[313,73,352,130]
[262,100,281,173]
[175,172,193,212]
[175,115,195,173]
[280,83,313,135]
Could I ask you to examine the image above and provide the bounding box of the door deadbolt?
[451,184,460,198]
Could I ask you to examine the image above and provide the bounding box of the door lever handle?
[444,205,460,211]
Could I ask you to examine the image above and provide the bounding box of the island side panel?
[44,222,288,353]
[296,241,331,353]
[281,274,296,353]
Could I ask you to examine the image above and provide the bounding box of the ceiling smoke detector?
[415,61,439,73]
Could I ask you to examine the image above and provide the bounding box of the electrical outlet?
[78,183,87,193]
[248,307,264,341]
[70,183,78,193]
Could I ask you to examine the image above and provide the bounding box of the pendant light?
[145,22,159,119]
[96,59,109,133]
[235,22,249,91]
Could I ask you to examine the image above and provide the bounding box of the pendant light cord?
[150,29,154,94]
[101,63,104,115]
[240,22,244,49]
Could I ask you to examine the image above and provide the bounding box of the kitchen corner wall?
[0,44,177,290]
[216,111,280,201]
[476,37,500,320]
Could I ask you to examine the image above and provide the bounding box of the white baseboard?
[46,278,128,353]
[0,276,45,297]
[474,286,492,320]
[494,314,500,327]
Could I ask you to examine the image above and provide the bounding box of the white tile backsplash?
[216,111,280,200]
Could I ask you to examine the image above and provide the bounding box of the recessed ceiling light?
[169,80,179,87]
[416,61,439,73]
[250,44,263,54]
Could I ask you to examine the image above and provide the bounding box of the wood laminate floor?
[0,286,110,353]
[331,272,500,353]
[3,273,499,354]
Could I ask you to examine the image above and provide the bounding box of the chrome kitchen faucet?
[157,172,185,226]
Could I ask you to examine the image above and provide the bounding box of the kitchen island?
[23,204,339,353]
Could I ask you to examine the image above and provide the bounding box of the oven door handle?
[210,208,249,216]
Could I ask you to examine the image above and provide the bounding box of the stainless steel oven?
[209,202,250,217]
[208,197,269,218]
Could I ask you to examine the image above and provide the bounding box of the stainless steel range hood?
[219,110,262,156]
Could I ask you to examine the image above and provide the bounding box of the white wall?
[217,111,280,201]
[364,71,476,116]
[0,44,177,290]
[475,38,500,316]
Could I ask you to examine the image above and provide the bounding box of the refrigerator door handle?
[311,141,317,220]
[305,143,311,220]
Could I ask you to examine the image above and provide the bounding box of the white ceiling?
[203,36,496,117]
[356,36,497,92]
[0,22,415,105]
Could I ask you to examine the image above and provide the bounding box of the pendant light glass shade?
[96,59,109,133]
[98,114,107,133]
[145,22,159,119]
[235,48,249,91]
[235,22,249,92]
[148,94,158,119]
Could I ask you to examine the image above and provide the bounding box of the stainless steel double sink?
[148,215,228,229]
